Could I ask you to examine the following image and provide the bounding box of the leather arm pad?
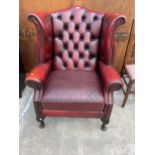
[99,61,123,91]
[25,60,52,90]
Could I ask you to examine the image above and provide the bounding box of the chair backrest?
[51,7,104,70]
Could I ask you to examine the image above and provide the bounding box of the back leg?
[100,118,109,131]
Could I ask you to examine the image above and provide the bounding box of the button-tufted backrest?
[51,7,103,70]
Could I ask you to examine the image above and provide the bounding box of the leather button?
[74,43,78,50]
[64,23,68,30]
[81,15,86,21]
[58,52,62,58]
[69,34,73,40]
[80,35,84,40]
[79,53,84,58]
[58,34,63,40]
[85,44,89,50]
[63,62,67,68]
[70,15,74,20]
[85,62,89,67]
[89,54,94,59]
[74,62,78,68]
[75,24,79,31]
[57,15,62,20]
[86,24,91,31]
[93,15,98,21]
[68,52,73,58]
[64,43,68,49]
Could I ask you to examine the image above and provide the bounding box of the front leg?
[101,117,109,131]
[37,116,45,128]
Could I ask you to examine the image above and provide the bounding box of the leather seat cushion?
[41,70,105,111]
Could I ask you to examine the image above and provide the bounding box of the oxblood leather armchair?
[25,6,126,130]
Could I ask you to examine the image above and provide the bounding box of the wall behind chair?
[19,0,134,72]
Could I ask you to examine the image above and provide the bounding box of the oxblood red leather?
[99,61,123,90]
[25,60,52,89]
[51,8,103,70]
[99,13,126,65]
[41,70,104,111]
[25,6,126,130]
[28,13,53,63]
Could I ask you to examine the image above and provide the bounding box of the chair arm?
[99,61,123,92]
[25,60,52,90]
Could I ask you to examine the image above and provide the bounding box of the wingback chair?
[25,6,126,131]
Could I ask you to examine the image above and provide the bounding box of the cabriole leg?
[37,116,45,129]
[101,118,109,131]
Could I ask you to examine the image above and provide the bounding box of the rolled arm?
[25,60,52,90]
[99,61,123,92]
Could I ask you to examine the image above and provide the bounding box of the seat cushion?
[41,70,105,111]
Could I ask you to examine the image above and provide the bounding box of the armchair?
[25,6,126,130]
